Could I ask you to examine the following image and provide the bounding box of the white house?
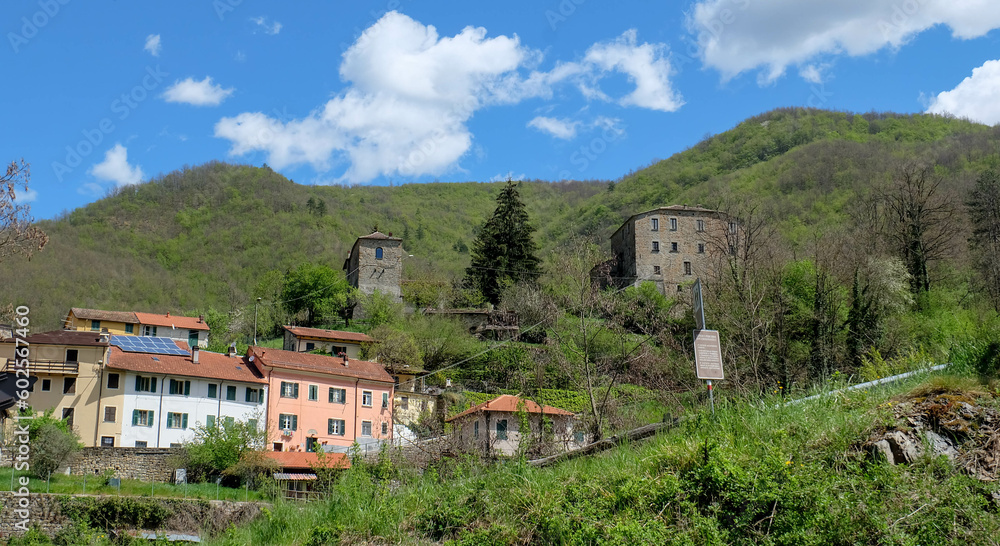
[108,343,268,448]
[281,326,372,359]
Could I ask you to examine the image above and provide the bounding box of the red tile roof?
[357,231,401,241]
[283,326,372,343]
[0,330,111,347]
[108,346,267,384]
[446,394,575,423]
[264,451,350,470]
[248,346,393,384]
[134,312,210,331]
[69,308,138,323]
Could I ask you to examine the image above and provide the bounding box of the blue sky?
[4,0,1000,219]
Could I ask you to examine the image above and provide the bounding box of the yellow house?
[64,308,139,336]
[0,330,115,447]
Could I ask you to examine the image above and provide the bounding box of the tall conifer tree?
[464,179,541,304]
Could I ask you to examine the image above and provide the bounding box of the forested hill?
[3,107,997,330]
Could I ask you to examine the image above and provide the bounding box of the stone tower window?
[375,247,384,259]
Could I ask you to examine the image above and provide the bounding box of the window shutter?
[328,419,333,435]
[383,392,389,408]
[150,378,157,392]
[132,410,139,426]
[207,415,215,427]
[135,376,141,391]
[166,413,173,428]
[184,381,190,396]
[182,414,188,429]
[148,411,154,426]
[293,383,299,398]
[245,388,251,402]
[292,415,298,431]
[259,388,264,403]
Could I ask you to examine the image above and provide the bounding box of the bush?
[29,421,80,479]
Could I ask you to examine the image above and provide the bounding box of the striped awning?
[273,472,318,481]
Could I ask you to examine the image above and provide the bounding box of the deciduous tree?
[1,159,47,263]
[282,263,354,326]
[968,168,1000,312]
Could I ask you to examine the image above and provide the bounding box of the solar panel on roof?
[110,335,189,355]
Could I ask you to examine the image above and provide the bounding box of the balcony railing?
[2,358,79,375]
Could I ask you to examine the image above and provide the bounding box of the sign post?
[692,279,723,415]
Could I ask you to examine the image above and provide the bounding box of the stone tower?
[343,231,404,301]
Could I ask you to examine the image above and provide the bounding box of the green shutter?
[291,415,298,431]
[166,413,173,428]
[148,411,154,427]
[207,415,215,427]
[184,381,190,396]
[135,376,141,391]
[181,414,188,429]
[150,378,157,392]
[383,392,389,408]
[132,409,139,426]
[245,388,251,402]
[293,383,299,398]
[259,388,265,403]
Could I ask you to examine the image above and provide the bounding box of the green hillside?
[3,107,998,333]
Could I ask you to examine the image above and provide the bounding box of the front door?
[305,437,317,452]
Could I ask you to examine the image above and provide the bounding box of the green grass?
[199,366,1000,545]
[0,468,265,502]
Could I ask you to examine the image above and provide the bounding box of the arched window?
[375,247,383,259]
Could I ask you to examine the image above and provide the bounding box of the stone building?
[447,394,586,457]
[606,205,732,294]
[343,231,404,302]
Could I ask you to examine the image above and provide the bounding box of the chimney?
[342,353,349,367]
[228,343,237,358]
[192,345,200,364]
[198,314,204,324]
[166,312,170,317]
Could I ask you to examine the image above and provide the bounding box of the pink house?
[248,346,394,453]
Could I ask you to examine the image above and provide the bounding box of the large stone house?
[343,231,404,302]
[603,205,733,294]
[447,394,586,457]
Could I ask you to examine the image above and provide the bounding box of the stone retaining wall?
[68,447,179,482]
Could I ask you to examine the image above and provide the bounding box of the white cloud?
[490,171,526,182]
[688,0,1000,82]
[583,30,683,112]
[144,34,161,56]
[162,77,234,106]
[799,64,824,84]
[528,116,581,139]
[13,188,37,204]
[215,12,679,183]
[89,144,144,187]
[251,16,282,35]
[926,59,1000,125]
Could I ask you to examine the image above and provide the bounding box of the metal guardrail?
[1,358,79,374]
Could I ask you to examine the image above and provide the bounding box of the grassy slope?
[204,367,1000,545]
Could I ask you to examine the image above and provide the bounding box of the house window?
[382,392,389,408]
[400,397,409,410]
[670,218,678,231]
[166,412,189,429]
[206,415,216,428]
[684,262,693,276]
[496,419,508,440]
[188,331,199,348]
[328,419,346,436]
[305,342,315,351]
[246,387,261,403]
[169,443,182,448]
[279,414,297,431]
[225,416,234,427]
[91,320,100,332]
[574,431,585,444]
[65,349,78,362]
[101,436,114,447]
[362,391,373,407]
[62,408,74,429]
[63,377,76,394]
[135,376,157,393]
[135,441,148,448]
[381,422,388,435]
[729,244,736,256]
[272,442,283,452]
[41,379,51,392]
[698,243,705,254]
[281,381,299,398]
[308,385,318,401]
[169,379,191,396]
[361,421,372,436]
[306,437,317,452]
[651,218,659,231]
[143,325,157,336]
[107,373,120,389]
[651,241,659,252]
[696,219,705,232]
[132,409,154,427]
[670,242,678,253]
[375,247,383,260]
[125,323,134,334]
[207,384,218,398]
[104,406,116,423]
[474,421,479,439]
[248,419,258,431]
[329,387,346,404]
[226,385,237,401]
[729,222,737,233]
[332,345,346,356]
[653,266,661,275]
